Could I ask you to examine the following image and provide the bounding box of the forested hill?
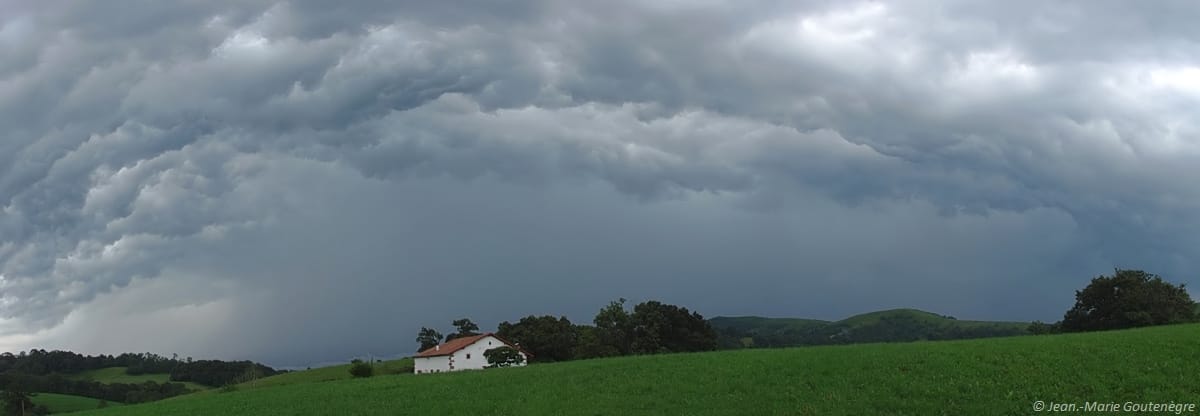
[0,350,280,404]
[710,309,1031,348]
[0,350,279,385]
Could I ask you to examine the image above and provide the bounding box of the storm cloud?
[1,0,1198,366]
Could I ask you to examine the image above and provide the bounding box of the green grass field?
[231,358,415,390]
[73,324,1200,415]
[30,393,121,414]
[68,367,210,390]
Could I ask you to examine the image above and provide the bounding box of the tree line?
[1030,269,1198,334]
[0,350,279,387]
[416,299,719,363]
[0,349,280,411]
[0,372,190,405]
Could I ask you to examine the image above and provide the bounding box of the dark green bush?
[349,361,374,378]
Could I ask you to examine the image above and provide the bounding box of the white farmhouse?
[413,333,531,374]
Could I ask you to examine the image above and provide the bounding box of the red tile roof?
[414,333,533,358]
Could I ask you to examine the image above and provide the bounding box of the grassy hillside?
[233,358,414,390]
[31,393,121,414]
[709,316,830,348]
[711,308,1030,348]
[67,367,209,390]
[74,323,1200,415]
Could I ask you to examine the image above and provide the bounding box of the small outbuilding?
[413,333,531,374]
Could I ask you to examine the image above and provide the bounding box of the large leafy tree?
[415,327,443,352]
[444,318,481,342]
[497,315,578,362]
[594,298,634,355]
[629,301,718,354]
[589,298,718,356]
[1061,269,1197,332]
[571,324,620,359]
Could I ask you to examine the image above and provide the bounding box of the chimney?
[435,345,440,351]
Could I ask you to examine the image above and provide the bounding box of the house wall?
[450,335,529,371]
[413,355,451,374]
[414,335,529,374]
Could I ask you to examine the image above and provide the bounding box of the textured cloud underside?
[1,1,1198,365]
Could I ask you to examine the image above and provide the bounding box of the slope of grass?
[68,367,209,390]
[75,323,1200,415]
[235,358,414,390]
[31,393,121,414]
[836,308,944,326]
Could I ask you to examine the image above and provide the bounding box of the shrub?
[349,361,374,378]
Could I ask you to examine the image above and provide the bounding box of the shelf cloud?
[1,0,1198,366]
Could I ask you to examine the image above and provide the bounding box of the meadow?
[227,358,415,391]
[30,393,120,414]
[67,367,210,391]
[69,323,1200,415]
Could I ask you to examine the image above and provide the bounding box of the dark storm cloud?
[1,1,1198,365]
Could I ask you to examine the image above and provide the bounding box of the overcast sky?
[1,0,1198,367]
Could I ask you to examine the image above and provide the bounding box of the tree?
[445,318,480,342]
[483,347,525,368]
[497,315,578,362]
[169,360,279,387]
[594,298,633,355]
[571,325,620,359]
[416,327,443,352]
[1,389,35,416]
[1060,269,1197,332]
[629,300,718,354]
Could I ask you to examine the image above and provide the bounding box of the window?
[466,354,471,359]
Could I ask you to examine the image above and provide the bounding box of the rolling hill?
[67,367,210,391]
[71,323,1200,415]
[710,308,1030,348]
[229,358,414,391]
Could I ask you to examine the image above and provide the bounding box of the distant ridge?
[709,308,1030,348]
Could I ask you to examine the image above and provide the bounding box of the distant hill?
[710,308,1031,348]
[68,366,210,391]
[0,350,279,406]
